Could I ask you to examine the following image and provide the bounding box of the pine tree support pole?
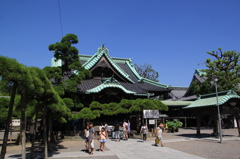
[21,87,26,159]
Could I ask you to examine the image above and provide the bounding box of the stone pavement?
[6,138,206,159]
[3,128,240,159]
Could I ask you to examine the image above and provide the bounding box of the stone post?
[196,115,201,136]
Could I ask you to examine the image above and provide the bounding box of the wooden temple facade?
[51,45,171,126]
[77,45,171,105]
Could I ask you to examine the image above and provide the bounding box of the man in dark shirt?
[88,122,95,155]
[114,120,120,141]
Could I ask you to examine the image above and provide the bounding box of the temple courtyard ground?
[1,127,240,159]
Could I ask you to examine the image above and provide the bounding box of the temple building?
[51,45,172,129]
[50,45,240,136]
[52,45,171,106]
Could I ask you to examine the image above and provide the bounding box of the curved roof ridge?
[125,60,170,89]
[104,52,134,83]
[83,46,134,83]
[142,78,170,89]
[125,60,143,81]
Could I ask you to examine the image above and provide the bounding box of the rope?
[58,0,64,37]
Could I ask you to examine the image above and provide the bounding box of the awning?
[161,101,193,106]
[159,114,168,117]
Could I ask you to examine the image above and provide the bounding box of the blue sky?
[0,0,239,87]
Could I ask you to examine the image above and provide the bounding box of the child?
[98,127,108,152]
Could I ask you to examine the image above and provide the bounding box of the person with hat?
[155,123,164,147]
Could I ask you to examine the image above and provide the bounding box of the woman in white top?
[155,123,164,147]
[140,123,148,142]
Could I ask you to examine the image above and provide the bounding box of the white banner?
[143,110,160,119]
[149,120,155,125]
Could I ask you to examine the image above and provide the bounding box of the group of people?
[113,119,130,141]
[83,122,95,155]
[83,121,164,155]
[83,119,130,155]
[140,123,164,147]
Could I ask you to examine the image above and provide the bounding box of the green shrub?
[166,119,183,133]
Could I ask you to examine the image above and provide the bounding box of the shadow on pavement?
[6,141,69,159]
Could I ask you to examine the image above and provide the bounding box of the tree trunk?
[30,110,39,159]
[0,82,17,159]
[48,113,52,143]
[43,105,48,159]
[137,111,141,132]
[48,113,54,151]
[141,111,144,126]
[21,87,26,159]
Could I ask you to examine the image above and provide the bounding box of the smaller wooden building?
[184,90,240,136]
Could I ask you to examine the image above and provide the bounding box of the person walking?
[140,123,148,142]
[84,125,89,152]
[98,127,108,152]
[127,120,131,138]
[99,123,104,132]
[114,120,120,141]
[155,123,164,147]
[104,122,109,138]
[88,122,95,155]
[123,119,128,140]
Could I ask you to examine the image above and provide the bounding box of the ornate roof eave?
[141,78,171,89]
[85,83,136,94]
[125,60,170,89]
[134,93,155,97]
[84,77,155,96]
[83,46,134,84]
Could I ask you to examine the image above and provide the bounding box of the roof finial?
[102,43,105,49]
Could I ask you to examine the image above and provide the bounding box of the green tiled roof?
[195,69,206,76]
[184,90,240,109]
[142,78,170,89]
[85,83,136,94]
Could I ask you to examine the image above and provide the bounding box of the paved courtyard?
[1,128,240,159]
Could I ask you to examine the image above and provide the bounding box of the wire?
[58,0,64,37]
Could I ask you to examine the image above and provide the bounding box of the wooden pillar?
[212,118,218,136]
[196,115,201,136]
[216,119,220,137]
[185,117,187,128]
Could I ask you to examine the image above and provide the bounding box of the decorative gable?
[83,45,134,83]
